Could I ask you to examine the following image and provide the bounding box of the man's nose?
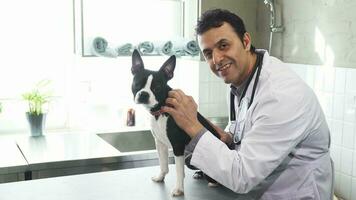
[212,50,223,67]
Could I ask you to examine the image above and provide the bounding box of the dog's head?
[131,49,176,112]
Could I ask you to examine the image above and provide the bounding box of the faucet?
[264,0,284,33]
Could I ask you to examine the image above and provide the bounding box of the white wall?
[272,0,356,68]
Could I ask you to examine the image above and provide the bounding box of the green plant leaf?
[22,79,53,114]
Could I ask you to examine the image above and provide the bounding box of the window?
[77,0,183,56]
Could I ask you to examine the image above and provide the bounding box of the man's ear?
[243,32,251,51]
[131,49,144,75]
[159,55,176,80]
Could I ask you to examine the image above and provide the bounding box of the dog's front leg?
[172,155,185,196]
[152,139,169,182]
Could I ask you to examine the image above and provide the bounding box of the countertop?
[15,133,121,171]
[0,165,247,200]
[0,140,28,175]
[0,126,151,174]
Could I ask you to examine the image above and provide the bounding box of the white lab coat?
[190,51,334,200]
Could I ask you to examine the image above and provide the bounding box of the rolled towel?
[172,49,186,57]
[116,43,133,56]
[138,41,154,55]
[154,41,173,56]
[184,40,200,56]
[91,37,117,58]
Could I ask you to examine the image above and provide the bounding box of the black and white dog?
[130,50,220,196]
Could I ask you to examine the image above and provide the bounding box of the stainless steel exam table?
[0,165,250,200]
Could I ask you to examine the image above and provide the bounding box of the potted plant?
[22,80,52,136]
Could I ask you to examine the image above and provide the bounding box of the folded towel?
[116,43,133,56]
[91,37,117,58]
[184,40,200,56]
[138,41,154,54]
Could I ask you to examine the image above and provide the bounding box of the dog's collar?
[150,109,164,117]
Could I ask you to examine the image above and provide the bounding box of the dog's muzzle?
[137,91,150,104]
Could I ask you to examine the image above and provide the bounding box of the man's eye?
[219,43,228,50]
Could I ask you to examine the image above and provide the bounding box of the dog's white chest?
[150,115,172,147]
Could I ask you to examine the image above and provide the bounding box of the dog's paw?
[171,188,184,196]
[151,175,165,182]
[208,182,219,187]
[192,171,204,179]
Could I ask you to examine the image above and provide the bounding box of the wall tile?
[198,104,210,117]
[335,172,341,196]
[306,66,315,89]
[346,69,356,94]
[323,92,334,118]
[199,83,209,104]
[342,123,355,149]
[331,145,342,171]
[344,96,356,123]
[334,68,346,94]
[352,151,356,177]
[333,94,345,121]
[341,148,353,175]
[331,120,343,146]
[352,177,356,200]
[199,62,210,83]
[339,173,351,200]
[314,67,324,91]
[323,67,335,93]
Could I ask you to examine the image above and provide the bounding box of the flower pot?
[26,112,46,137]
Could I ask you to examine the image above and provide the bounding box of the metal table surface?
[15,133,121,171]
[0,165,249,200]
[0,140,28,175]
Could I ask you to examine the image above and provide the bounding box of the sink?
[97,130,156,152]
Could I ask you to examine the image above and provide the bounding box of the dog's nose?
[137,91,149,104]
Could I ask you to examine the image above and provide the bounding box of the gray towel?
[116,43,133,56]
[184,40,200,56]
[138,41,154,54]
[91,37,117,58]
[154,41,173,55]
[172,49,186,57]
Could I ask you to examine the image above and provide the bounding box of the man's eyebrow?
[215,38,228,46]
[202,39,229,54]
[202,48,211,55]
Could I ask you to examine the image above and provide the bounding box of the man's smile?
[216,62,232,72]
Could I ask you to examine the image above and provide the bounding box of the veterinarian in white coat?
[162,9,334,200]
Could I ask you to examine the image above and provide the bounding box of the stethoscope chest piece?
[232,97,249,144]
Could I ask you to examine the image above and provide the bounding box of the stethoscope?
[229,52,264,144]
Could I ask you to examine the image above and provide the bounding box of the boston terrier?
[130,49,221,196]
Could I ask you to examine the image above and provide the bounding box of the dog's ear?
[131,49,144,75]
[159,55,176,80]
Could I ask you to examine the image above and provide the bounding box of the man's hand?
[206,120,233,145]
[220,132,233,145]
[161,89,204,138]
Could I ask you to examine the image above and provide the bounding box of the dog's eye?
[152,86,161,93]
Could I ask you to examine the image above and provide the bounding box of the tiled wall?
[288,63,356,200]
[198,61,228,118]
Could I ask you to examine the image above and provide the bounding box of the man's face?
[199,22,253,86]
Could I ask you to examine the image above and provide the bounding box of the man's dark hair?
[196,9,256,53]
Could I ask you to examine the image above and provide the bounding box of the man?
[161,9,334,199]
